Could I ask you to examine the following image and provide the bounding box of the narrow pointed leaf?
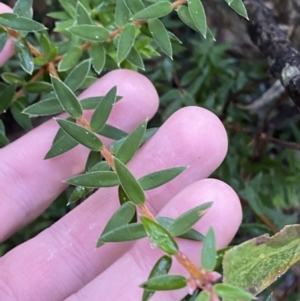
[188,0,207,37]
[13,0,33,18]
[68,186,91,205]
[214,284,255,301]
[51,76,83,119]
[98,124,127,140]
[0,13,46,32]
[66,171,119,188]
[101,202,136,236]
[140,275,186,291]
[114,157,145,205]
[88,43,106,74]
[76,2,92,25]
[127,46,144,70]
[225,0,248,19]
[141,216,178,255]
[0,29,8,52]
[115,120,146,164]
[138,167,186,190]
[177,5,199,33]
[131,2,173,20]
[58,46,83,71]
[90,86,117,132]
[201,227,216,271]
[64,59,91,91]
[10,97,32,131]
[14,38,34,74]
[97,223,146,247]
[148,18,172,58]
[142,256,172,301]
[68,25,109,42]
[125,0,144,14]
[115,0,131,26]
[157,216,204,241]
[169,202,212,236]
[0,84,15,113]
[56,119,103,151]
[117,23,136,65]
[90,161,110,172]
[85,151,102,171]
[23,98,63,117]
[44,130,78,159]
[24,81,53,93]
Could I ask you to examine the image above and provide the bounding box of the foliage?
[1,0,300,300]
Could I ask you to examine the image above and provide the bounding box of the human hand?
[0,3,242,300]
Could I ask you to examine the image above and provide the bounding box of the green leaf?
[0,13,46,32]
[97,223,146,247]
[140,274,186,291]
[58,46,83,71]
[66,171,119,188]
[100,202,136,238]
[194,290,210,301]
[44,129,78,159]
[68,25,109,42]
[0,84,15,113]
[1,73,26,85]
[115,120,146,164]
[125,0,144,15]
[58,0,76,18]
[157,216,204,241]
[115,0,131,26]
[51,75,83,119]
[214,283,255,300]
[141,216,178,255]
[138,167,185,190]
[131,2,173,20]
[47,11,70,20]
[126,46,144,70]
[224,0,248,19]
[98,124,127,140]
[188,0,207,37]
[88,43,106,74]
[114,157,145,205]
[10,97,32,131]
[177,5,199,33]
[0,120,9,147]
[33,57,48,66]
[64,59,91,91]
[90,86,117,132]
[223,225,300,296]
[24,81,53,93]
[14,37,34,74]
[56,118,103,151]
[90,161,110,172]
[76,2,92,25]
[117,23,136,65]
[0,28,8,52]
[85,151,102,171]
[68,186,91,205]
[23,98,62,117]
[169,202,212,236]
[148,18,172,58]
[201,227,216,271]
[13,0,33,19]
[40,33,54,58]
[142,255,172,301]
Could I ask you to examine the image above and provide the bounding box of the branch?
[243,0,300,108]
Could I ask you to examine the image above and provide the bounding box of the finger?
[0,107,228,301]
[0,3,14,67]
[0,69,159,241]
[65,179,242,301]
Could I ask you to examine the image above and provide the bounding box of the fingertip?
[0,3,14,67]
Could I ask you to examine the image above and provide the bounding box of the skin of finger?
[0,69,159,242]
[0,107,228,301]
[64,179,242,301]
[0,4,14,66]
